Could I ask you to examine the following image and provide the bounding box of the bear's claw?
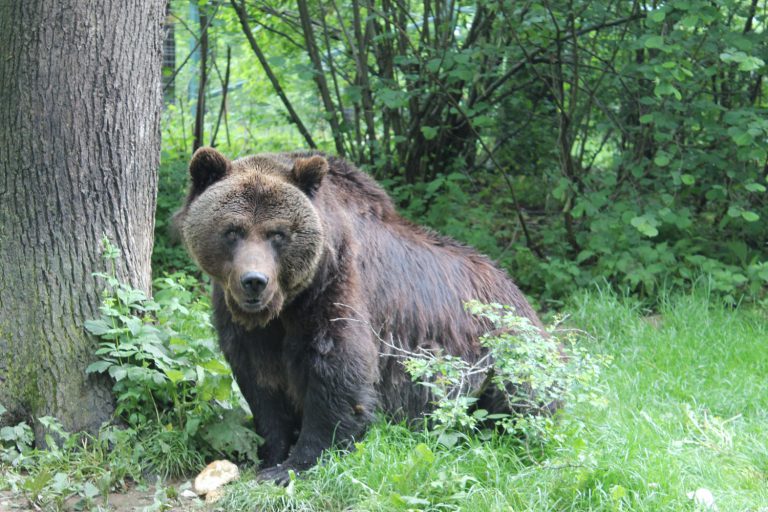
[256,464,294,486]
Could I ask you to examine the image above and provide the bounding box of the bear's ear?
[188,146,231,198]
[291,155,328,197]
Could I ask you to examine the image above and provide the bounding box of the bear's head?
[179,147,329,328]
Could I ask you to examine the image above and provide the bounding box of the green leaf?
[680,174,695,185]
[413,443,435,463]
[648,10,666,22]
[421,126,438,141]
[437,430,461,447]
[200,360,230,374]
[82,481,100,499]
[610,484,628,501]
[164,369,185,384]
[630,215,659,237]
[84,319,111,336]
[732,131,754,146]
[645,35,665,49]
[745,183,766,192]
[639,114,655,124]
[741,211,760,222]
[85,361,112,374]
[654,153,670,167]
[109,366,128,381]
[654,82,681,100]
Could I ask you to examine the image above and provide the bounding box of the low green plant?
[0,404,34,464]
[0,413,143,510]
[85,239,261,473]
[214,291,767,511]
[402,301,609,444]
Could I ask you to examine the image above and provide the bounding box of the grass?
[1,290,765,511]
[216,290,768,511]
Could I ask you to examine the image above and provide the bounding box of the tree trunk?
[0,0,165,438]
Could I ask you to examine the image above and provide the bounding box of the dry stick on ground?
[231,0,317,149]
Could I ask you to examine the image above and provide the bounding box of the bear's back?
[311,155,541,417]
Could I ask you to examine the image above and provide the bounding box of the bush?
[85,239,261,473]
[402,301,610,445]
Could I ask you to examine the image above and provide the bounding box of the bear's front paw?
[256,464,295,486]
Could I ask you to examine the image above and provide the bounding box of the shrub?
[85,239,260,471]
[402,301,610,444]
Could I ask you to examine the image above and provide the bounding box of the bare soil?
[0,482,209,511]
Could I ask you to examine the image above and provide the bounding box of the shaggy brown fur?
[176,147,545,484]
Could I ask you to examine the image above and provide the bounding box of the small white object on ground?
[687,488,717,510]
[194,460,240,497]
[180,489,199,500]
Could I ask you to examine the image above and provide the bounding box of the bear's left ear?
[292,155,328,197]
[188,146,231,199]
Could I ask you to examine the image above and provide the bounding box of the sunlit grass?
[217,290,768,511]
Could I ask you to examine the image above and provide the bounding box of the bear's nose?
[240,272,269,296]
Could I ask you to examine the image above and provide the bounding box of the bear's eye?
[223,227,244,244]
[267,230,287,243]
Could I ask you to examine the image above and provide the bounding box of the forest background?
[0,0,766,510]
[156,0,767,307]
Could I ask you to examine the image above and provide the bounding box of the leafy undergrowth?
[1,290,766,511]
[216,291,768,511]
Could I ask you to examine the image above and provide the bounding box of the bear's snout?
[240,271,269,298]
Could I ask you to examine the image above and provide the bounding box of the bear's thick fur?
[177,147,544,484]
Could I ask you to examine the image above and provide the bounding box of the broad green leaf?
[654,153,670,167]
[85,361,112,374]
[164,369,185,384]
[421,126,438,141]
[82,481,100,499]
[84,319,111,336]
[109,366,127,381]
[630,215,659,237]
[741,211,759,222]
[645,35,665,49]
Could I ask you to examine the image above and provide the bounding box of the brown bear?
[176,147,545,484]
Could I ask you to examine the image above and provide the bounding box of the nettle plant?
[403,301,609,444]
[85,239,260,471]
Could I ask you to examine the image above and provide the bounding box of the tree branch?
[231,0,317,149]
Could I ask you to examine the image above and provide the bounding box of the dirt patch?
[0,482,209,511]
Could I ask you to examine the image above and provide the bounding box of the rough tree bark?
[0,0,166,437]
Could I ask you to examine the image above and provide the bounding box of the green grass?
[217,291,768,511]
[1,290,765,510]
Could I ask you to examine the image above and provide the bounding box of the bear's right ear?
[188,147,231,199]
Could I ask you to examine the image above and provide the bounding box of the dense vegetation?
[157,0,768,306]
[2,291,765,510]
[2,0,767,510]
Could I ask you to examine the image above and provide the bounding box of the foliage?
[152,158,200,278]
[0,413,144,510]
[402,301,609,443]
[211,291,768,511]
[85,239,261,475]
[155,0,768,305]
